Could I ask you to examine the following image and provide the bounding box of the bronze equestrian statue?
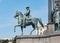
[14,7,44,35]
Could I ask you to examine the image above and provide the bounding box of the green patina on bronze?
[14,7,44,35]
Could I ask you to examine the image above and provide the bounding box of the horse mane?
[16,11,23,17]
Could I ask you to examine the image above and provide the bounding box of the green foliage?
[12,37,16,43]
[2,39,8,43]
[13,38,16,43]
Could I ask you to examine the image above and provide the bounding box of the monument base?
[47,23,55,32]
[14,32,60,43]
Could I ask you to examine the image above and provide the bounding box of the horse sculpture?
[14,11,44,35]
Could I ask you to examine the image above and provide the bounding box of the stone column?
[48,0,52,23]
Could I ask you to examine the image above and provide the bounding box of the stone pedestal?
[43,23,55,35]
[14,32,60,43]
[47,23,55,33]
[14,23,60,43]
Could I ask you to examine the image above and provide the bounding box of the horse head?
[14,10,23,18]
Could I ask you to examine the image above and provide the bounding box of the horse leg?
[39,18,44,27]
[14,25,19,32]
[30,29,35,35]
[36,26,39,35]
[21,26,23,35]
[30,24,36,35]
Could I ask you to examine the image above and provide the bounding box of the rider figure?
[25,6,31,23]
[25,6,30,18]
[23,6,31,28]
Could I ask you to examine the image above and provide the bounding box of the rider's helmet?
[26,6,30,9]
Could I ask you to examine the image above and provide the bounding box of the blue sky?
[0,0,48,38]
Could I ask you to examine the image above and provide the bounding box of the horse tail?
[38,18,44,27]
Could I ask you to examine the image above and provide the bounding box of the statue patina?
[52,8,60,31]
[25,6,30,18]
[14,7,44,35]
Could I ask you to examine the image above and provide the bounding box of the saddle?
[25,17,32,23]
